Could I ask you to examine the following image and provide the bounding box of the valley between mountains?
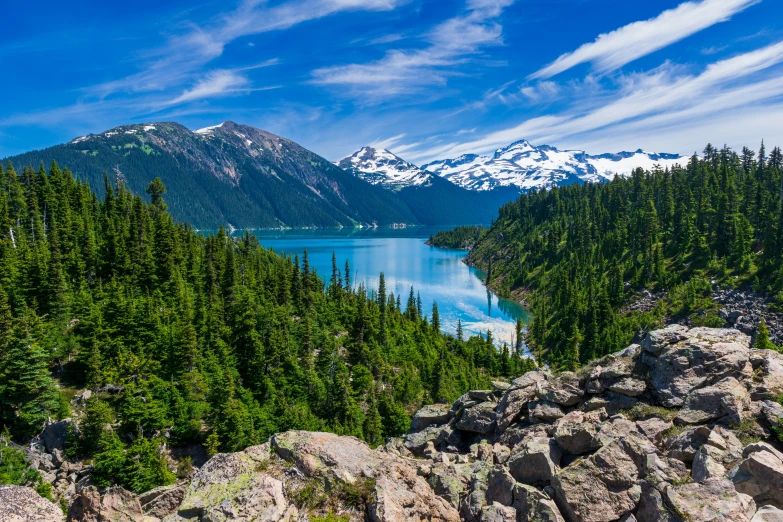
[4,121,685,230]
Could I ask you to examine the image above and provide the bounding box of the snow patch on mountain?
[422,140,686,192]
[336,147,432,189]
[195,122,226,135]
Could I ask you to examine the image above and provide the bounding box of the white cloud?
[530,0,761,79]
[414,41,783,161]
[1,0,409,133]
[371,133,407,150]
[168,70,250,104]
[311,0,514,99]
[368,34,406,45]
[520,81,561,101]
[94,0,406,99]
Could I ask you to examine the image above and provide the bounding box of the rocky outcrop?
[0,485,64,522]
[67,486,144,522]
[4,325,783,522]
[665,479,756,521]
[139,484,186,519]
[730,442,783,508]
[400,325,783,522]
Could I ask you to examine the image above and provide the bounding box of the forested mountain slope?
[3,122,417,229]
[433,143,783,368]
[0,161,534,495]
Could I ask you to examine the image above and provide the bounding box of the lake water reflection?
[251,227,532,346]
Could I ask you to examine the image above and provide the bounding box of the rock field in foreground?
[4,325,783,522]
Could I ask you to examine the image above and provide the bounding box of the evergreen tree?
[754,319,779,352]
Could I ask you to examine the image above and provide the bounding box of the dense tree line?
[438,143,783,369]
[427,225,485,250]
[0,161,533,493]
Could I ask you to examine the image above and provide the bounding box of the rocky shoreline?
[3,325,783,521]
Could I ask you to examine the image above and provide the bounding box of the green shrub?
[312,513,350,522]
[92,430,175,493]
[0,444,53,501]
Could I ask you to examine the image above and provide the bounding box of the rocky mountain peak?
[337,145,433,189]
[422,139,686,192]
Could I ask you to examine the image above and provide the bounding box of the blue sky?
[2,0,783,162]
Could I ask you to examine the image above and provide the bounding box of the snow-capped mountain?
[422,140,686,192]
[336,147,432,190]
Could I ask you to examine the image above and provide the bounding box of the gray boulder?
[635,417,673,445]
[457,401,498,434]
[481,503,517,522]
[761,400,783,430]
[583,392,638,415]
[271,431,460,522]
[753,506,783,522]
[551,433,654,522]
[730,442,783,509]
[176,443,294,522]
[404,423,459,455]
[643,326,751,407]
[748,349,783,400]
[642,324,690,355]
[485,466,516,507]
[636,480,679,522]
[0,485,64,522]
[411,404,452,432]
[536,381,584,407]
[40,419,72,453]
[665,425,711,463]
[495,380,539,432]
[692,444,728,482]
[608,377,647,397]
[665,479,756,522]
[554,410,604,455]
[508,437,562,485]
[528,401,564,422]
[675,376,750,425]
[68,486,144,522]
[428,464,468,509]
[139,483,187,519]
[469,390,496,402]
[512,483,565,522]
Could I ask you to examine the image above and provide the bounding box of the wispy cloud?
[168,70,250,104]
[530,0,761,79]
[2,0,407,129]
[311,0,514,100]
[90,0,406,101]
[520,80,562,102]
[368,34,406,45]
[410,41,783,161]
[371,133,407,149]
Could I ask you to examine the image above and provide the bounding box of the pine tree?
[0,310,60,437]
[363,386,383,448]
[754,319,778,352]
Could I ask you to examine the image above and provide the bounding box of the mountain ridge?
[336,145,518,225]
[422,139,687,191]
[4,121,419,229]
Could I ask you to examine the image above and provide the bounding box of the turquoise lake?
[251,227,532,346]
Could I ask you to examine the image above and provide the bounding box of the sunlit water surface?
[250,227,531,346]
